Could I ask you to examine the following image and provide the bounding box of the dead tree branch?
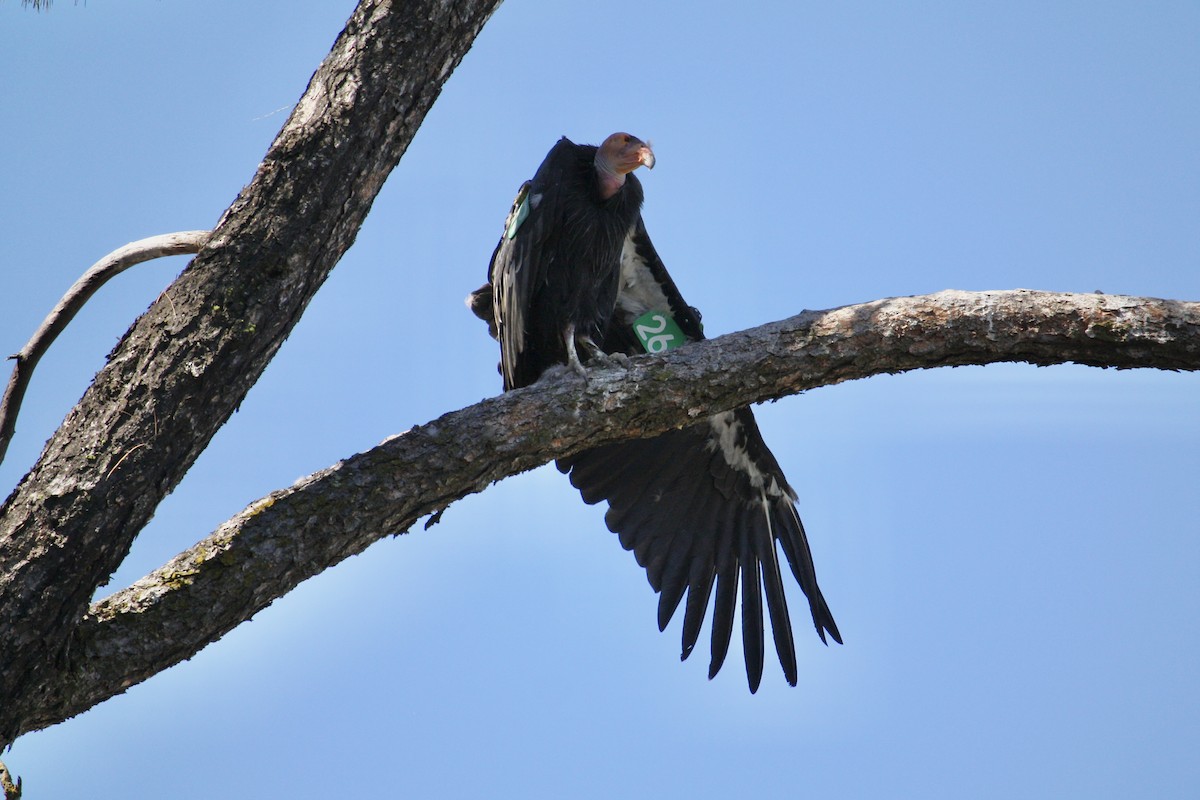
[0,759,19,800]
[6,289,1197,737]
[0,231,211,467]
[0,0,503,748]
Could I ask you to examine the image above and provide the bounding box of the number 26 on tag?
[633,311,686,354]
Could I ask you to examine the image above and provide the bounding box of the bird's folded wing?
[489,140,580,389]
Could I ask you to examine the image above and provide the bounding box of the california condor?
[468,133,841,692]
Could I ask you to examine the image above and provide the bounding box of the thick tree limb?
[0,0,502,747]
[7,289,1197,736]
[0,231,211,467]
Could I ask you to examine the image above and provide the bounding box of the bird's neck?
[594,158,626,200]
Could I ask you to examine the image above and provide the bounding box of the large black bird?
[468,133,841,692]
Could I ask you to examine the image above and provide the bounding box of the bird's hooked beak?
[599,132,656,175]
[636,141,655,170]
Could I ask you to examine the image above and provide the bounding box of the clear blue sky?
[2,2,1199,798]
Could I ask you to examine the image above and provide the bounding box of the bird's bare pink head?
[594,132,654,199]
[597,132,655,175]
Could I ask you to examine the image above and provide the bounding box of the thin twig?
[104,443,149,481]
[0,231,210,467]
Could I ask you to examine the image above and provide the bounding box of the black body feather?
[488,137,644,390]
[470,136,840,691]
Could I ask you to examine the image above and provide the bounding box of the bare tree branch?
[0,759,19,800]
[0,231,211,467]
[5,0,1195,765]
[0,0,503,748]
[7,289,1197,736]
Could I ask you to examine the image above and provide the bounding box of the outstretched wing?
[557,219,841,692]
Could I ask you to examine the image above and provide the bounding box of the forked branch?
[0,0,504,750]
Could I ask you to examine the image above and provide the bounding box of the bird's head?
[595,132,655,198]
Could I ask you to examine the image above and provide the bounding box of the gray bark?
[2,0,1198,753]
[7,289,1200,737]
[0,0,503,747]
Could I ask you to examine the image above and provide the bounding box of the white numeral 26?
[635,313,676,353]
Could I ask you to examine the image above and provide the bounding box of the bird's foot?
[567,351,589,381]
[564,324,590,382]
[564,329,630,383]
[579,336,630,370]
[589,350,631,370]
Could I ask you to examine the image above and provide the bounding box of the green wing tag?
[505,187,531,240]
[633,311,687,353]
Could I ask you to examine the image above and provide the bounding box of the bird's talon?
[590,351,630,370]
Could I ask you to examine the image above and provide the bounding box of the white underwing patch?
[706,411,785,498]
[615,230,670,319]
